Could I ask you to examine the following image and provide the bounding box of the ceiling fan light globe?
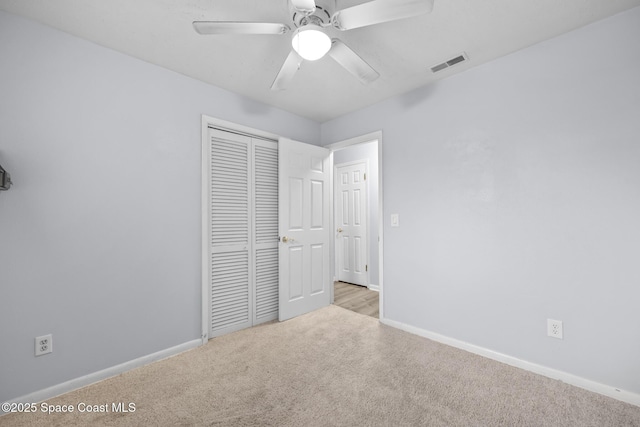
[292,25,331,61]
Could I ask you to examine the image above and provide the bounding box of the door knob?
[337,228,343,233]
[281,236,290,243]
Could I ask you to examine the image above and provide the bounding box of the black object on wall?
[0,163,12,191]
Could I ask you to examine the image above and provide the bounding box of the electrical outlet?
[547,319,563,339]
[35,334,53,356]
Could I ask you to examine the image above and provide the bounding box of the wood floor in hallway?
[333,281,379,319]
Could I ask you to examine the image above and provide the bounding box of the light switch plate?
[391,214,399,227]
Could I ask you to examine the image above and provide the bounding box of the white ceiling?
[1,0,639,122]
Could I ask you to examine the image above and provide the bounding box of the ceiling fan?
[193,0,434,90]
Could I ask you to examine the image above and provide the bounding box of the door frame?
[334,159,369,287]
[326,131,384,320]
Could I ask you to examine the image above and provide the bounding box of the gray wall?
[0,10,319,402]
[333,141,379,287]
[321,7,640,394]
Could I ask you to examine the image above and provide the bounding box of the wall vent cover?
[430,53,468,73]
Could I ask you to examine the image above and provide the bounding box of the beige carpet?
[2,305,639,426]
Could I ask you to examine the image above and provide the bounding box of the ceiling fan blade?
[290,0,316,15]
[271,50,303,91]
[331,0,434,31]
[328,39,379,84]
[193,21,290,35]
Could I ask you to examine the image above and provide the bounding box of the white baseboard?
[368,284,380,292]
[380,318,640,407]
[4,339,201,410]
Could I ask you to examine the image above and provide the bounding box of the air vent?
[430,53,468,73]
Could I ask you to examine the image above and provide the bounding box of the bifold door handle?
[337,228,343,233]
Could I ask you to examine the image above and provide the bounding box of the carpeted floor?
[2,305,639,426]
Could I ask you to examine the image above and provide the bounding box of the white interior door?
[278,137,331,321]
[335,161,368,286]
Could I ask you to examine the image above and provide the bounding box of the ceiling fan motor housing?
[291,0,335,28]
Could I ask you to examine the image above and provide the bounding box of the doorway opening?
[327,131,383,319]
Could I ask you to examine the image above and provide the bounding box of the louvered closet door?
[207,128,279,338]
[209,129,253,337]
[253,140,279,324]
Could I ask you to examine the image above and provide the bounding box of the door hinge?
[364,173,367,181]
[366,265,368,272]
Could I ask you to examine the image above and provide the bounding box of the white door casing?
[278,137,331,321]
[335,161,368,286]
[324,130,383,319]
